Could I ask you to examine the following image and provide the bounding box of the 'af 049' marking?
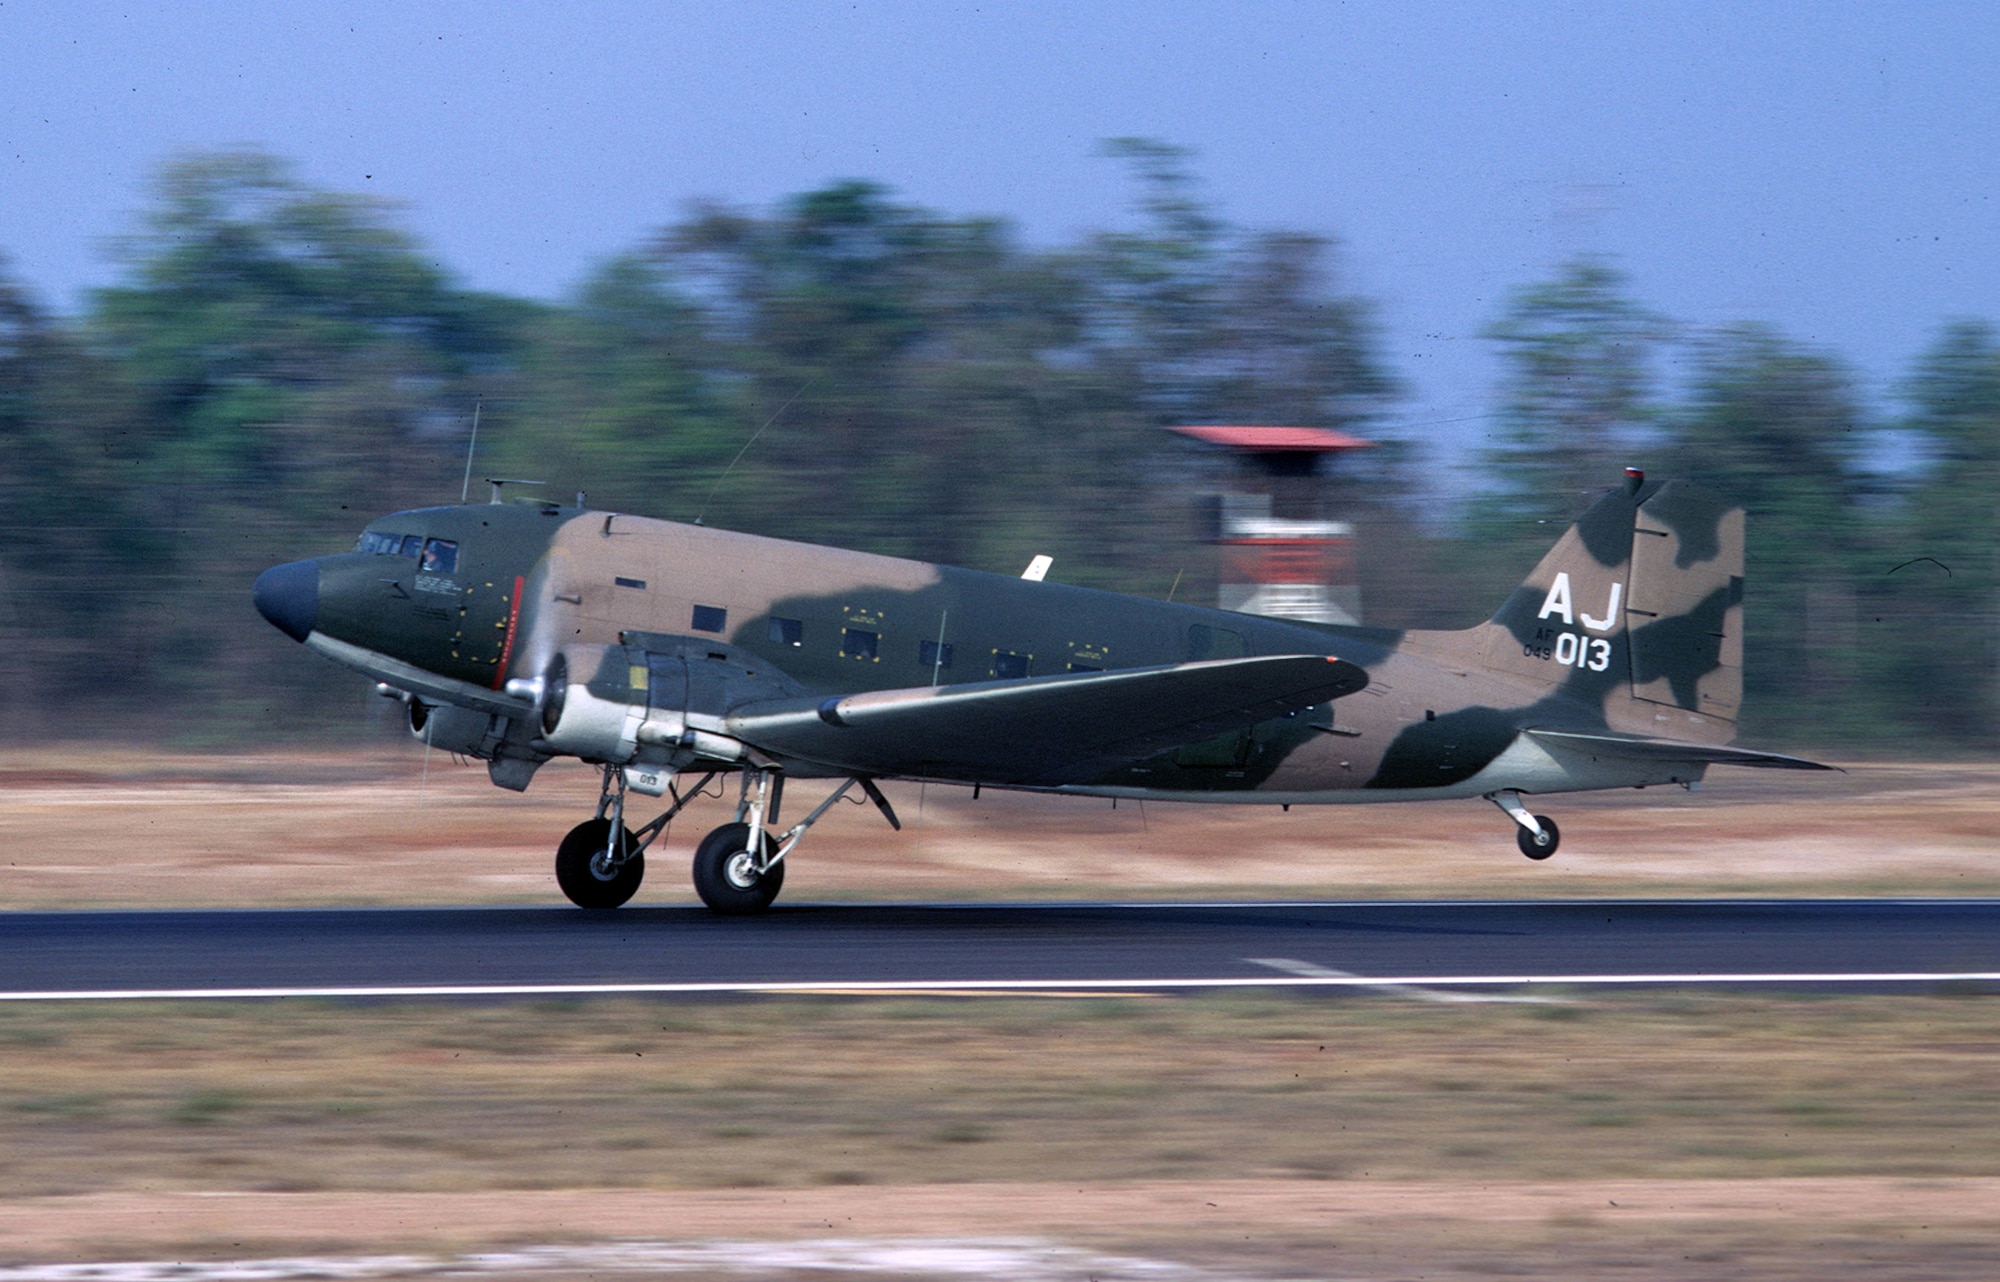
[1524,629,1611,671]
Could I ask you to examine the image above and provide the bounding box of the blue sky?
[4,1,1996,465]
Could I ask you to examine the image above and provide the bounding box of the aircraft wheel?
[1516,815,1560,861]
[555,818,644,909]
[692,822,784,915]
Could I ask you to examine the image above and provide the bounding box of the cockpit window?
[355,531,403,555]
[355,530,436,561]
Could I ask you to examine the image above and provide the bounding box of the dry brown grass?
[1,747,1996,908]
[4,994,2000,1274]
[5,992,2000,1199]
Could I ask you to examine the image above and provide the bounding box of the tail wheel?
[692,822,785,915]
[1516,815,1560,860]
[555,818,644,908]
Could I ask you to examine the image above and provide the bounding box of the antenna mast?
[459,401,482,503]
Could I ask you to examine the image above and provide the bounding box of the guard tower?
[1166,424,1374,626]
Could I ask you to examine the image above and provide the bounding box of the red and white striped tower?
[1166,425,1374,626]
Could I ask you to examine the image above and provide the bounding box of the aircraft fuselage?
[261,490,1734,805]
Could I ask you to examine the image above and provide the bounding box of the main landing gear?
[554,764,901,914]
[1488,789,1560,860]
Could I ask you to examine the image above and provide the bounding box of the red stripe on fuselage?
[492,575,524,690]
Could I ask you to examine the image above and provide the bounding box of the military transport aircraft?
[253,468,1829,914]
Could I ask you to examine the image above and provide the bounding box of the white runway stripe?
[1247,956,1562,1002]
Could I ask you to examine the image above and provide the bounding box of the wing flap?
[1526,728,1836,771]
[727,654,1369,785]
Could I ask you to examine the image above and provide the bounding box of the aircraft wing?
[725,654,1369,786]
[1524,728,1837,771]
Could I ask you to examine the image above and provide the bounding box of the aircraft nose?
[252,559,320,643]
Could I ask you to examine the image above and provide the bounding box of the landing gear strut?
[692,769,786,914]
[553,765,718,909]
[687,768,901,915]
[1489,789,1560,860]
[555,764,901,913]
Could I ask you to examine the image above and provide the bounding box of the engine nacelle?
[408,698,512,760]
[538,646,645,763]
[536,644,749,767]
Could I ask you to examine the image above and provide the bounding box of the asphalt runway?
[3,899,2000,999]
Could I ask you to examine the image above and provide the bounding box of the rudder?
[1624,482,1743,721]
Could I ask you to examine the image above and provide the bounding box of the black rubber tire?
[555,818,644,908]
[691,821,785,915]
[1516,814,1560,860]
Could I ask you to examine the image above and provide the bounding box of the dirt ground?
[3,1180,1998,1280]
[0,746,1995,908]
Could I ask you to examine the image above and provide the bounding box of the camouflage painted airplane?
[253,468,1829,913]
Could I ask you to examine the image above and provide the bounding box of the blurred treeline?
[0,146,1992,752]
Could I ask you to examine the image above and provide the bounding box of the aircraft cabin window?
[918,639,953,670]
[615,576,647,590]
[355,531,403,555]
[398,535,425,559]
[842,628,880,661]
[769,617,803,646]
[691,605,728,634]
[420,539,458,574]
[1187,624,1246,661]
[992,650,1031,679]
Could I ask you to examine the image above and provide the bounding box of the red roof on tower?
[1166,424,1375,452]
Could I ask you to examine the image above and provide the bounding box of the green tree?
[0,258,166,733]
[1661,324,1872,743]
[1888,320,2000,748]
[1083,139,1396,428]
[93,149,536,509]
[493,252,734,516]
[644,180,1096,569]
[1069,140,1406,602]
[83,149,538,725]
[1478,258,1672,529]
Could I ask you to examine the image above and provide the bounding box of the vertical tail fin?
[1474,476,1745,736]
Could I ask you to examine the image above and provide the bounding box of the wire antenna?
[459,400,483,503]
[693,380,815,525]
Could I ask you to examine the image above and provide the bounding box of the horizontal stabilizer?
[727,654,1369,786]
[1525,728,1837,772]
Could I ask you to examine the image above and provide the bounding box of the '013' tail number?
[1525,630,1612,672]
